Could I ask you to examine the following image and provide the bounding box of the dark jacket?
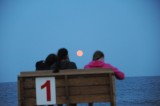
[51,61,77,72]
[35,60,51,70]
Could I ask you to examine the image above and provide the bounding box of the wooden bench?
[18,68,116,106]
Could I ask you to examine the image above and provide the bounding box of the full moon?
[77,50,83,57]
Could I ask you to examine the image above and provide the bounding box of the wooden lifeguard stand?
[18,69,116,106]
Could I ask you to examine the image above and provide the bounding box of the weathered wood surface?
[18,68,116,106]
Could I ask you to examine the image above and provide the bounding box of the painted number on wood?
[36,77,56,105]
[41,80,51,101]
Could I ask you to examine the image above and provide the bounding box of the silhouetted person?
[36,53,57,70]
[51,48,77,106]
[51,48,77,72]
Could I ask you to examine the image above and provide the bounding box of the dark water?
[0,76,160,106]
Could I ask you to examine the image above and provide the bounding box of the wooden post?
[109,74,116,106]
[64,75,70,106]
[18,77,23,106]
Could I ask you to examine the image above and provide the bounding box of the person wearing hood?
[84,50,125,80]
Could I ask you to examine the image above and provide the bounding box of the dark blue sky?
[0,0,160,82]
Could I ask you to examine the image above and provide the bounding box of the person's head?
[45,54,57,65]
[57,48,69,61]
[93,50,104,61]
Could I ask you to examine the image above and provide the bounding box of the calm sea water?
[0,76,160,106]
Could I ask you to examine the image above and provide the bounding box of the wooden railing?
[18,69,116,106]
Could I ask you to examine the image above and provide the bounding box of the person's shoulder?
[67,61,77,69]
[36,60,44,66]
[36,60,44,63]
[35,60,50,70]
[69,61,76,64]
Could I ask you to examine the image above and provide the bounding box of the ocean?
[0,76,160,106]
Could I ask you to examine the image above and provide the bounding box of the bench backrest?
[18,69,116,106]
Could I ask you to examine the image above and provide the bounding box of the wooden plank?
[22,76,100,97]
[20,69,114,77]
[69,95,111,103]
[109,74,116,106]
[23,89,36,98]
[69,85,110,95]
[56,85,110,96]
[68,76,109,87]
[23,78,35,89]
[23,98,36,106]
[64,75,70,106]
[22,95,110,106]
[56,76,109,87]
[56,87,65,96]
[56,79,65,87]
[56,96,68,104]
[22,85,110,98]
[18,77,25,106]
[57,95,111,104]
[18,77,22,106]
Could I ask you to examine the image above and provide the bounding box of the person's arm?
[105,64,125,80]
[114,70,125,80]
[51,63,60,73]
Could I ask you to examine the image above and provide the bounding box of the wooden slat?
[23,89,36,98]
[24,85,110,98]
[56,85,110,96]
[23,98,36,106]
[23,78,35,89]
[20,69,114,77]
[56,76,109,87]
[68,76,109,86]
[56,95,111,104]
[23,86,110,98]
[56,96,68,104]
[64,75,70,106]
[56,87,65,96]
[56,79,65,87]
[22,95,110,106]
[69,85,110,95]
[18,77,22,106]
[69,95,111,103]
[23,76,110,88]
[109,74,116,106]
